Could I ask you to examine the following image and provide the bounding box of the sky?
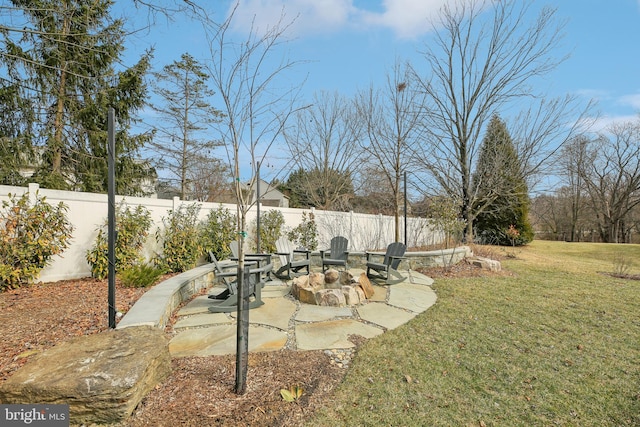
[118,0,640,183]
[124,0,640,124]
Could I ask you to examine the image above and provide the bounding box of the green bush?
[119,263,165,288]
[0,192,73,290]
[200,205,237,261]
[250,209,285,253]
[86,204,152,279]
[426,196,466,249]
[288,211,318,250]
[155,203,203,273]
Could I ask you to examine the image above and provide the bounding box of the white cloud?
[580,114,639,134]
[618,93,640,110]
[225,0,356,38]
[224,0,447,39]
[574,88,611,102]
[359,0,448,39]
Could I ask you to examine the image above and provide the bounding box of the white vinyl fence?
[1,184,443,282]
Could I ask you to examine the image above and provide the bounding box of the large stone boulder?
[0,326,171,425]
[470,256,502,272]
[357,273,375,299]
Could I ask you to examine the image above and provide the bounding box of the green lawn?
[307,241,640,426]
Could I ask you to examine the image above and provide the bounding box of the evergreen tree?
[1,0,154,194]
[283,167,354,210]
[0,82,34,185]
[472,114,534,245]
[149,53,225,200]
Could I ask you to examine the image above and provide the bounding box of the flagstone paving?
[295,319,384,351]
[387,282,438,313]
[167,269,436,357]
[356,302,418,330]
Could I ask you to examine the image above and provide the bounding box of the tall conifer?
[1,0,153,194]
[473,114,534,245]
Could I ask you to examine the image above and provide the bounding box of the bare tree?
[573,120,640,243]
[202,3,304,393]
[284,91,362,210]
[410,0,576,241]
[352,165,396,215]
[356,60,425,242]
[559,135,590,241]
[188,155,231,202]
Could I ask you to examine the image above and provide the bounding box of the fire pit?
[291,269,375,307]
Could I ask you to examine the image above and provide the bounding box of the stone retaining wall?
[117,246,472,331]
[116,264,215,330]
[307,246,473,271]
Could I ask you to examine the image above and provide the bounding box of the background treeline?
[1,1,639,245]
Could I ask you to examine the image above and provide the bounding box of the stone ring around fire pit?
[291,269,376,307]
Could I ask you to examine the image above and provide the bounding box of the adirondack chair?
[365,242,407,285]
[274,237,310,279]
[229,240,273,281]
[320,236,349,272]
[207,253,266,313]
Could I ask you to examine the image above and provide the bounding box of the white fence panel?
[0,184,442,282]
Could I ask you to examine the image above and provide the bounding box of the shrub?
[119,263,166,288]
[86,204,152,279]
[0,192,73,290]
[200,205,237,261]
[250,209,285,253]
[155,203,203,273]
[288,211,318,250]
[426,196,466,249]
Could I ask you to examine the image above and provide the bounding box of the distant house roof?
[246,179,289,208]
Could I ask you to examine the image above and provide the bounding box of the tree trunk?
[52,14,71,178]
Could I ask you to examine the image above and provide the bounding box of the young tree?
[472,115,533,245]
[284,91,362,210]
[411,0,574,241]
[202,3,304,394]
[1,0,153,194]
[150,53,225,200]
[356,60,425,242]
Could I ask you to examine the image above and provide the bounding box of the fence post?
[28,183,39,205]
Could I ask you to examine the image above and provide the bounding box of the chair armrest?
[215,269,239,278]
[365,251,384,261]
[249,263,273,275]
[275,251,293,261]
[232,254,272,265]
[245,253,272,259]
[293,249,310,259]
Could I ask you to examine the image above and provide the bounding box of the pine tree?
[472,114,534,245]
[0,82,34,185]
[1,0,154,194]
[149,53,225,200]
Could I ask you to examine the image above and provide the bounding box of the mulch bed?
[0,278,148,382]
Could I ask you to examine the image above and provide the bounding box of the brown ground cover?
[0,277,348,426]
[0,257,499,426]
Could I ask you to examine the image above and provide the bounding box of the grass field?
[307,241,640,426]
